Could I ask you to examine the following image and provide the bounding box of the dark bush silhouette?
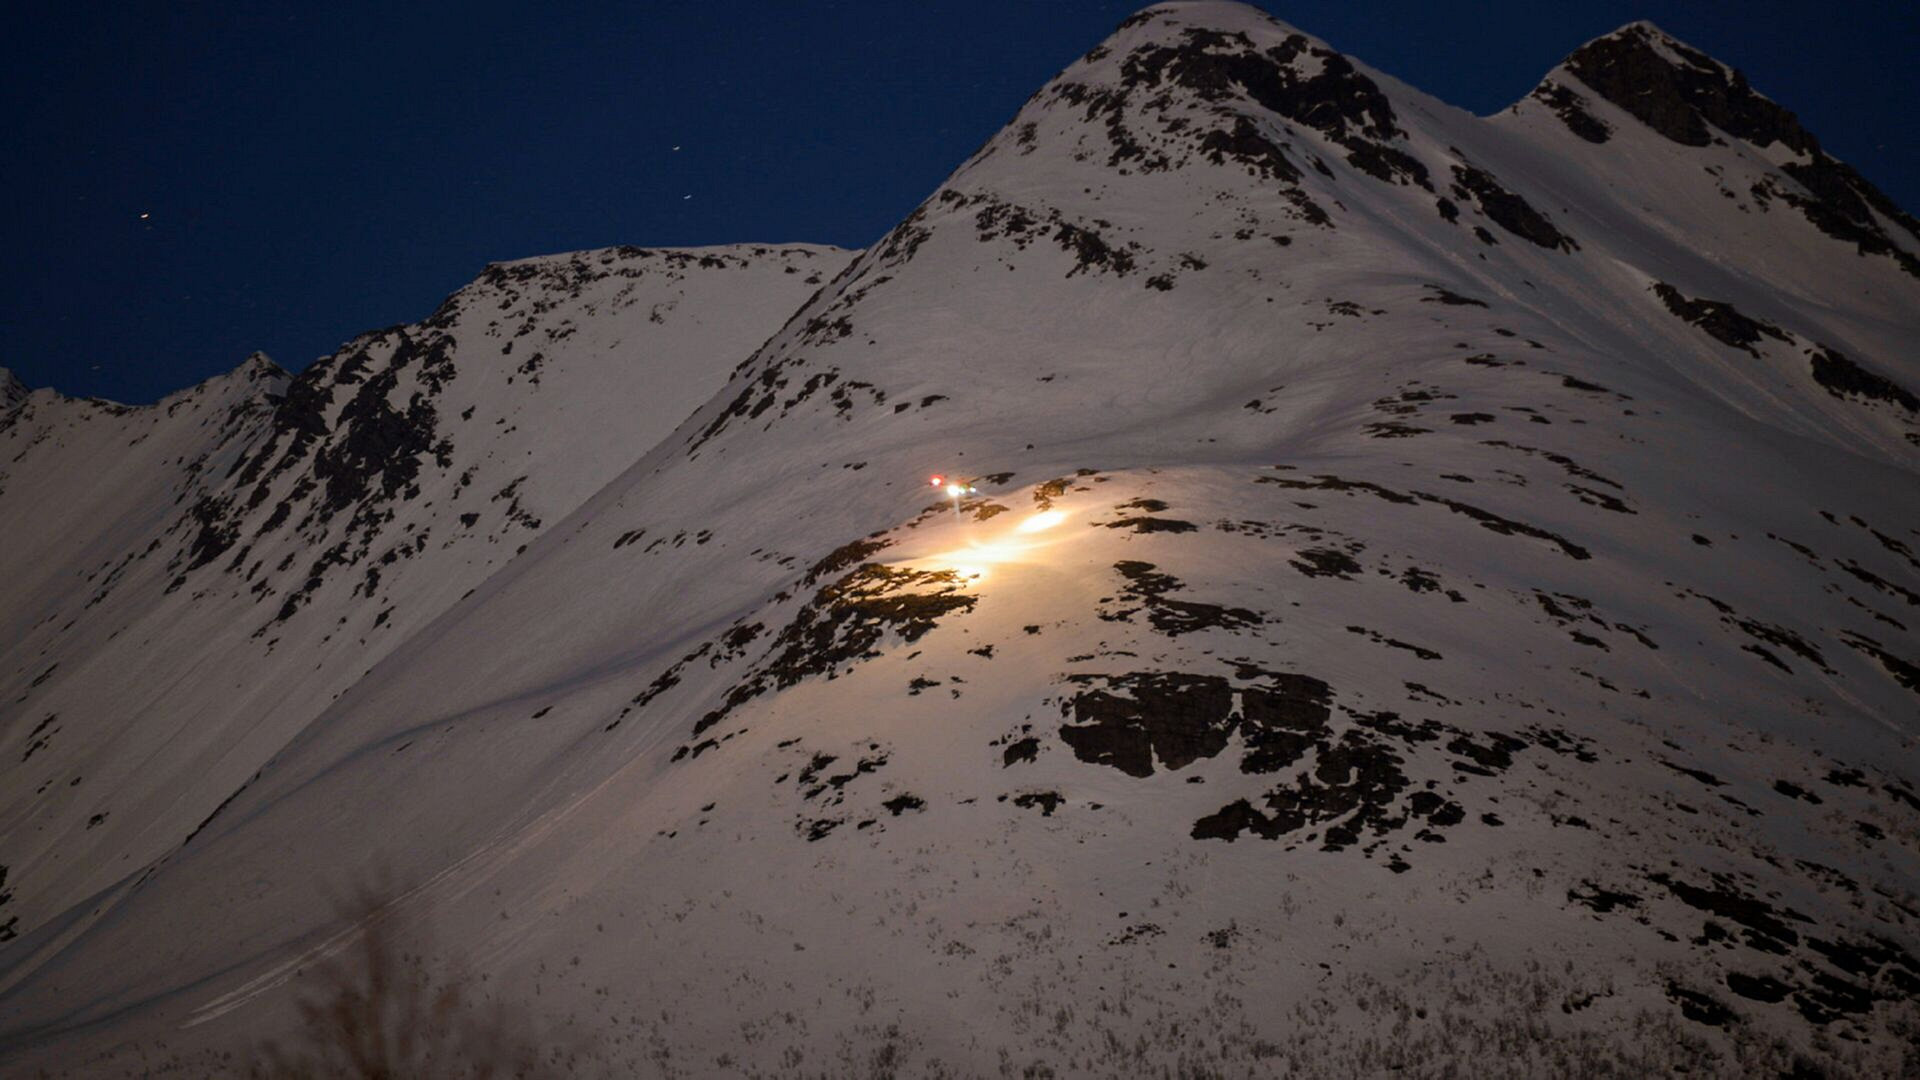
[253,873,562,1079]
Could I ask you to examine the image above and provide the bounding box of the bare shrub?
[253,873,562,1079]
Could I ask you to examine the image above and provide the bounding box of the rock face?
[1562,22,1813,151]
[1,3,1916,1075]
[1555,22,1920,279]
[0,369,25,414]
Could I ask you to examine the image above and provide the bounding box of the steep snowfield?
[0,243,848,938]
[2,3,1916,1075]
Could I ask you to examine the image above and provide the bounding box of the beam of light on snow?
[919,509,1079,584]
[1015,509,1068,534]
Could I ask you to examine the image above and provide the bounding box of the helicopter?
[928,474,978,518]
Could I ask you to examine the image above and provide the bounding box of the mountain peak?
[1528,21,1920,278]
[237,350,288,384]
[1550,20,1811,154]
[964,0,1431,204]
[1110,1,1279,32]
[147,351,290,409]
[1611,20,1703,51]
[0,366,26,411]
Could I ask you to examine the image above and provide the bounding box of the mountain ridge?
[1532,18,1920,280]
[0,4,1915,1075]
[0,240,851,948]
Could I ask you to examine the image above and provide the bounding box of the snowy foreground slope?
[3,4,1918,1075]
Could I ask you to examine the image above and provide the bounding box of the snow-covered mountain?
[0,243,846,939]
[3,4,1915,1075]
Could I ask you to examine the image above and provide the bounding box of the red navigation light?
[929,475,944,486]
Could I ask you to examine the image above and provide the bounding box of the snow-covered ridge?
[0,240,850,943]
[0,4,1915,1074]
[683,1,1915,479]
[1528,21,1920,280]
[0,368,25,413]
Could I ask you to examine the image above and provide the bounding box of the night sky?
[5,1,1914,405]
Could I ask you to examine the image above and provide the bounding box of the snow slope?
[2,4,1915,1075]
[0,243,848,940]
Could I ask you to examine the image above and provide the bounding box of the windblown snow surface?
[3,4,1917,1075]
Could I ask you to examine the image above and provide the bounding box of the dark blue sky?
[4,1,1914,404]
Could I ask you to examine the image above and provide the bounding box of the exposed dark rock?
[1254,731,1414,850]
[1012,791,1063,816]
[1530,79,1611,143]
[1648,872,1806,955]
[1418,491,1591,559]
[1363,422,1429,438]
[1559,374,1619,396]
[1055,219,1137,277]
[1238,673,1333,774]
[1772,779,1823,804]
[1835,559,1920,606]
[1568,485,1635,514]
[1289,548,1361,578]
[1256,472,1417,505]
[1120,28,1429,192]
[1198,116,1301,184]
[309,337,448,518]
[1568,881,1641,914]
[0,865,15,942]
[1725,972,1792,1004]
[1032,477,1072,509]
[1481,440,1624,489]
[1450,165,1578,251]
[1775,163,1920,278]
[1792,972,1876,1025]
[804,538,891,586]
[1839,632,1920,695]
[1104,560,1261,636]
[1259,471,1590,559]
[1730,616,1828,673]
[1192,799,1282,841]
[1182,681,1506,852]
[1102,516,1198,534]
[1564,24,1809,151]
[180,494,241,575]
[1808,347,1917,412]
[1563,24,1919,277]
[1446,732,1526,774]
[1003,737,1040,766]
[882,793,925,815]
[1651,283,1789,356]
[1661,760,1725,788]
[682,561,977,746]
[1060,671,1236,777]
[1422,285,1488,308]
[1400,567,1441,593]
[1665,982,1740,1028]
